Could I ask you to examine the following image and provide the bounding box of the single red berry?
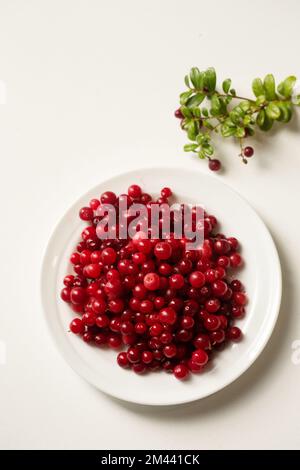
[169,274,184,290]
[83,263,102,279]
[163,344,177,358]
[173,364,190,380]
[61,287,71,302]
[128,184,142,199]
[79,207,94,221]
[161,187,172,198]
[227,326,242,341]
[89,198,100,210]
[154,242,172,260]
[233,291,247,306]
[208,159,221,171]
[100,191,117,205]
[230,253,243,268]
[205,298,220,313]
[101,247,117,265]
[70,287,86,305]
[69,318,84,334]
[189,271,205,288]
[174,108,184,119]
[127,347,140,363]
[141,350,153,364]
[158,307,177,325]
[143,272,160,291]
[192,349,209,366]
[204,314,221,331]
[243,146,254,157]
[117,352,129,368]
[95,314,110,328]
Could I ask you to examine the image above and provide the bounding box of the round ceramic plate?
[41,167,281,406]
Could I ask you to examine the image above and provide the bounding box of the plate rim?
[40,166,282,406]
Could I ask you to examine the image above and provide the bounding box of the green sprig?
[177,67,299,168]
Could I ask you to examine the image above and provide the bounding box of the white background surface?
[0,0,299,450]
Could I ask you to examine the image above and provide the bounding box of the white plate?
[41,167,281,406]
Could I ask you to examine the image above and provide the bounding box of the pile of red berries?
[61,184,246,380]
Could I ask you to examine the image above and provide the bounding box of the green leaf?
[184,143,198,152]
[277,102,293,122]
[190,67,203,89]
[196,133,205,144]
[198,151,206,159]
[245,127,255,136]
[187,121,198,140]
[210,94,221,116]
[266,102,281,120]
[235,127,246,138]
[201,107,209,117]
[252,78,264,98]
[230,88,236,96]
[184,75,190,88]
[180,90,193,105]
[204,68,216,92]
[202,144,214,156]
[277,76,297,98]
[239,100,251,112]
[180,105,192,118]
[256,110,265,128]
[191,107,201,118]
[202,120,214,130]
[221,124,236,137]
[186,93,205,108]
[293,94,300,105]
[255,95,266,106]
[222,78,231,94]
[258,111,273,131]
[263,74,276,100]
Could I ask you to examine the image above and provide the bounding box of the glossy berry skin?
[128,184,142,199]
[154,242,172,260]
[227,326,242,341]
[230,253,242,268]
[208,159,221,171]
[61,287,71,302]
[117,352,129,368]
[108,334,122,349]
[101,247,117,265]
[100,191,117,205]
[204,315,221,331]
[212,280,228,297]
[89,198,100,210]
[169,274,184,290]
[174,108,184,119]
[83,263,102,279]
[141,350,153,364]
[158,307,177,325]
[192,349,208,366]
[193,334,211,350]
[79,207,94,221]
[69,318,84,334]
[161,187,172,198]
[143,272,160,291]
[205,298,220,313]
[163,344,177,358]
[127,347,140,363]
[233,292,247,306]
[70,287,86,305]
[189,271,205,288]
[243,146,254,157]
[173,364,190,380]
